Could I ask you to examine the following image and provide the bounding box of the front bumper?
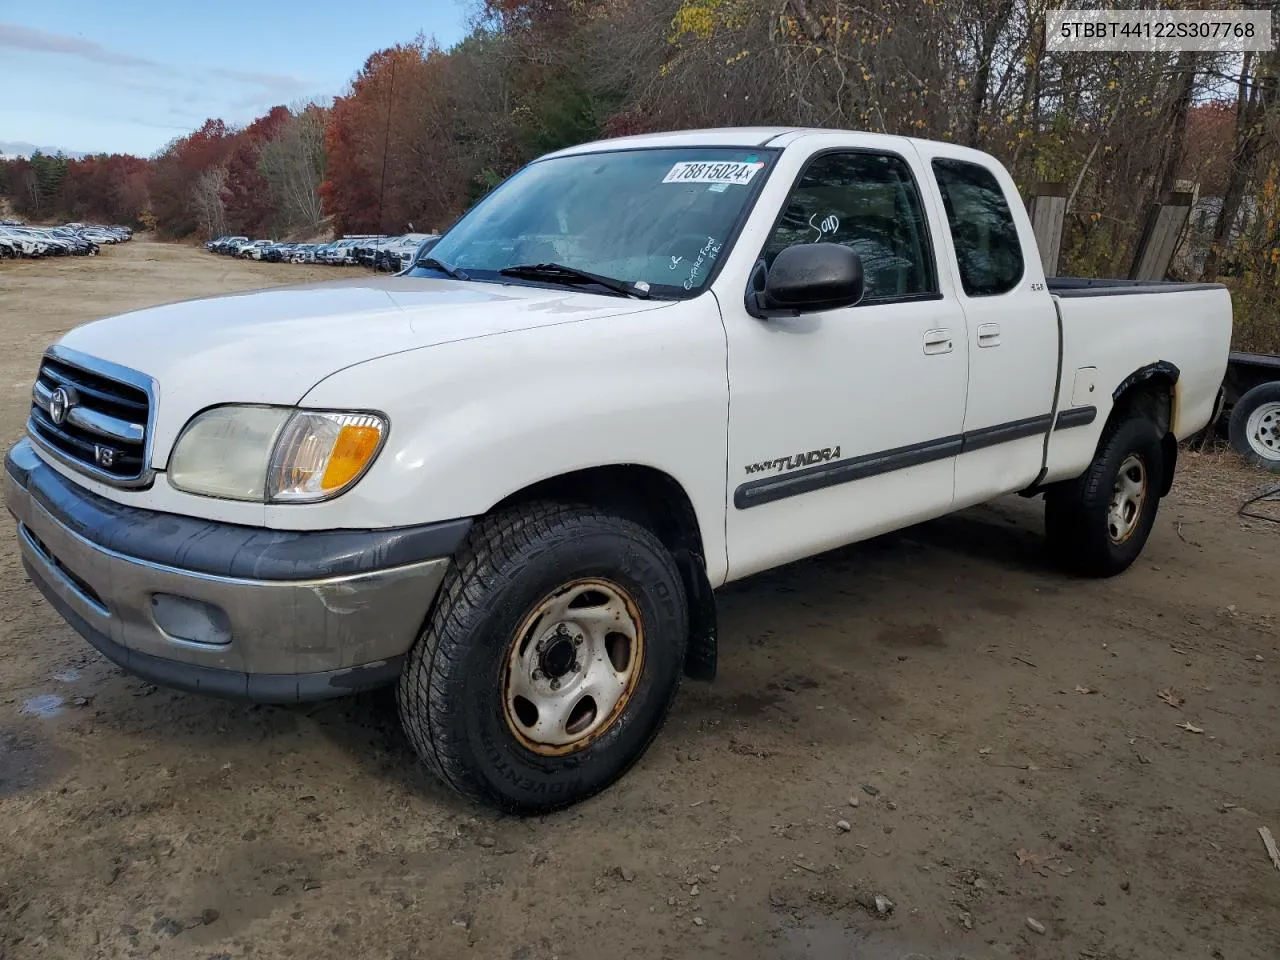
[5,439,471,702]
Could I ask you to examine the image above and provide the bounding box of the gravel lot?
[1,239,1279,960]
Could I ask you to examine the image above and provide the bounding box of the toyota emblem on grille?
[49,386,76,425]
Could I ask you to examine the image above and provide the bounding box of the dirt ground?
[1,239,1279,960]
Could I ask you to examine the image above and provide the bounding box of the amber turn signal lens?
[267,411,387,502]
[321,424,383,490]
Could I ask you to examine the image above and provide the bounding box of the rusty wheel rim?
[1107,453,1148,544]
[502,578,645,756]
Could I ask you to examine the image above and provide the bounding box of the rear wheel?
[1229,382,1280,472]
[397,501,687,813]
[1045,416,1164,577]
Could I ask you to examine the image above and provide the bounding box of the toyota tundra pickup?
[5,128,1232,812]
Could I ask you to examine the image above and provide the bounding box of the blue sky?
[0,1,473,157]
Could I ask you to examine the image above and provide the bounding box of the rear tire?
[1045,416,1164,577]
[397,501,687,813]
[1229,382,1280,472]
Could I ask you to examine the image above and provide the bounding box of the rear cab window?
[931,159,1025,296]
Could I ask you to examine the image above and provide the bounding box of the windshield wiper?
[498,262,649,299]
[418,256,470,281]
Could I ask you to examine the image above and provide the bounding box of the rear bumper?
[5,439,471,703]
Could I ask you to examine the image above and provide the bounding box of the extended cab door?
[717,139,970,580]
[913,145,1062,505]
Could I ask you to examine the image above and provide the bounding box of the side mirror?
[747,243,865,317]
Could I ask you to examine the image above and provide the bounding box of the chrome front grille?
[28,348,154,486]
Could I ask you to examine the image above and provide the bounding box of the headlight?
[168,406,387,503]
[169,406,290,500]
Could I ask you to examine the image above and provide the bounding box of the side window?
[762,152,938,303]
[931,158,1025,296]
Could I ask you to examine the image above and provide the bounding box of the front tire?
[1045,416,1164,577]
[398,501,688,813]
[1229,382,1280,472]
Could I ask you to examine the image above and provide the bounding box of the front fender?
[283,297,732,585]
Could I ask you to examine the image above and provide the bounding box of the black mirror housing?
[749,243,865,317]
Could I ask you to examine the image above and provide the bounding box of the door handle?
[977,323,1002,347]
[923,329,954,355]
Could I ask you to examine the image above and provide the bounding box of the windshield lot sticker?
[663,161,764,186]
[683,236,722,290]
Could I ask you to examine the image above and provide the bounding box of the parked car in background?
[311,241,337,263]
[210,236,249,255]
[80,225,129,244]
[238,240,276,260]
[48,228,98,256]
[198,234,383,266]
[374,233,438,272]
[352,236,390,267]
[0,222,130,259]
[326,238,365,265]
[0,227,56,257]
[262,242,297,263]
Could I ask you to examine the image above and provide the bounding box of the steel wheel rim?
[1108,453,1148,544]
[502,578,645,756]
[1245,401,1280,462]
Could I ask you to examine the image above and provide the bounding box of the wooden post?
[1128,192,1194,281]
[1027,182,1067,277]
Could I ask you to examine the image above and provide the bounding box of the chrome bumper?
[5,439,469,702]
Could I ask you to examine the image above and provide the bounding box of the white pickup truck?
[6,128,1232,812]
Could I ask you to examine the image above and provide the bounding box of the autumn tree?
[1203,49,1279,281]
[149,119,233,236]
[222,106,291,236]
[259,106,329,230]
[191,167,229,238]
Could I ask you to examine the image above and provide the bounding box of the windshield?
[413,146,777,297]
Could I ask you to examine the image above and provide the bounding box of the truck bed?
[1048,277,1226,298]
[1040,279,1233,484]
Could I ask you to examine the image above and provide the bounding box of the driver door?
[722,148,970,580]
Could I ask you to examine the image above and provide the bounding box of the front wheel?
[1229,382,1280,472]
[398,502,688,813]
[1045,416,1164,577]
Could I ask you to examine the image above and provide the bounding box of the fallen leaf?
[1074,685,1097,695]
[1157,688,1185,708]
[1016,848,1048,866]
[978,747,992,756]
[1176,721,1204,734]
[1259,826,1280,871]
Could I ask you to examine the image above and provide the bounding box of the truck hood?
[58,276,669,464]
